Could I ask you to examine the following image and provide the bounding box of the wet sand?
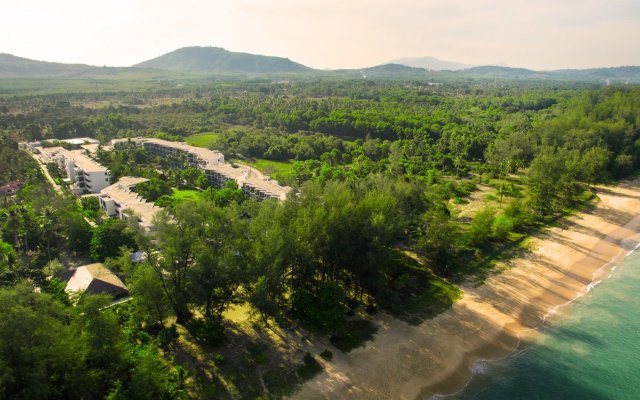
[292,181,640,400]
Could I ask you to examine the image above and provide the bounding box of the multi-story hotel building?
[111,137,290,201]
[38,146,111,195]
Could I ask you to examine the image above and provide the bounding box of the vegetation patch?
[330,319,378,353]
[186,132,221,148]
[242,159,296,184]
[377,252,463,325]
[296,352,323,380]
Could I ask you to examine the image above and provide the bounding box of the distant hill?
[464,65,538,78]
[461,65,640,82]
[0,53,93,77]
[331,63,428,79]
[389,56,472,71]
[0,53,172,79]
[1,50,639,83]
[134,46,313,74]
[550,66,640,82]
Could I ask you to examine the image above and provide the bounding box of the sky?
[1,0,639,70]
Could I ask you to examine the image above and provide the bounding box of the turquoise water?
[453,250,640,400]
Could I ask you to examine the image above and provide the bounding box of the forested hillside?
[135,46,313,74]
[1,79,639,398]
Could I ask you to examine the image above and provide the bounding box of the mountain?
[134,46,313,74]
[0,53,94,77]
[1,50,639,83]
[389,56,472,71]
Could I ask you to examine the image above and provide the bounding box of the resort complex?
[111,137,290,200]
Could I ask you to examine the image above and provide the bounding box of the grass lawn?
[169,189,203,204]
[185,132,221,148]
[239,159,296,185]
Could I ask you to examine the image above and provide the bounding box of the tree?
[202,180,246,207]
[0,240,16,274]
[527,148,581,214]
[90,219,136,261]
[579,147,612,185]
[417,209,462,276]
[468,207,496,247]
[0,283,84,399]
[143,203,209,323]
[129,265,173,328]
[291,281,347,334]
[188,205,248,321]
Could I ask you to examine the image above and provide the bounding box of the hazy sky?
[2,0,639,70]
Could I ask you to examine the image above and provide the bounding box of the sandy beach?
[292,180,640,400]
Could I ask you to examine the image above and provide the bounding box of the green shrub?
[247,342,269,364]
[187,318,225,345]
[297,353,322,380]
[320,350,333,361]
[492,215,514,240]
[157,324,178,348]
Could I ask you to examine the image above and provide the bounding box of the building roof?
[100,177,162,230]
[205,163,290,200]
[111,137,224,166]
[40,147,108,173]
[81,143,100,154]
[43,137,99,145]
[64,263,128,299]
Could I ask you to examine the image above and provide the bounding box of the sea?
[451,248,640,400]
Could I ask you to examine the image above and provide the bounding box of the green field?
[185,132,220,148]
[170,188,202,201]
[243,159,294,176]
[239,159,296,185]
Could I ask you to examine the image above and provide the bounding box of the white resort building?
[38,146,111,195]
[111,137,290,201]
[98,176,162,232]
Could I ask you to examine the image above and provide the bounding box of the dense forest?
[1,79,639,399]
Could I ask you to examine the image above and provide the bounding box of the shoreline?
[292,180,640,400]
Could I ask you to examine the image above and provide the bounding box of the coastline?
[291,180,640,400]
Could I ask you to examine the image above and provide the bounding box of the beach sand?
[291,181,640,400]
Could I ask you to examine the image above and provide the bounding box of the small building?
[63,263,129,301]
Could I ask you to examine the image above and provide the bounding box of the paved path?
[26,150,63,195]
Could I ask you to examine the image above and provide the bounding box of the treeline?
[0,80,565,144]
[487,87,640,213]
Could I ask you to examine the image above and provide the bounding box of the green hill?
[0,53,94,77]
[134,46,313,74]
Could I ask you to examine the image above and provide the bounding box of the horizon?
[2,0,640,71]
